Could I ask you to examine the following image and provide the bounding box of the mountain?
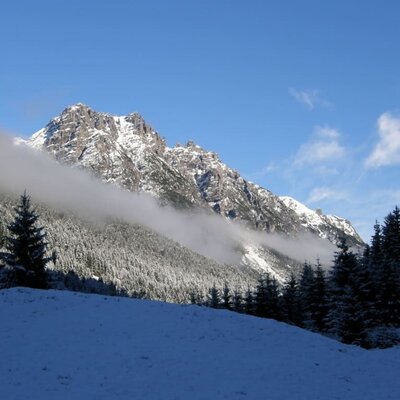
[280,196,362,243]
[1,288,399,400]
[25,103,362,246]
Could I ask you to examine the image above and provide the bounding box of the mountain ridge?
[24,103,363,247]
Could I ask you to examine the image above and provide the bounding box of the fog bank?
[0,133,335,266]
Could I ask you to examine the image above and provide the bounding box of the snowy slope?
[1,288,399,400]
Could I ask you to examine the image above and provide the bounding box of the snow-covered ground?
[0,288,399,400]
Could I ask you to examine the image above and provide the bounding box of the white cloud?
[246,162,276,181]
[289,87,331,110]
[307,187,347,204]
[315,126,340,139]
[295,126,345,166]
[365,112,400,168]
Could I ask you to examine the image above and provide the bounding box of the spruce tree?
[254,275,268,317]
[298,262,315,327]
[327,239,366,344]
[377,207,400,326]
[309,265,328,332]
[281,273,301,325]
[0,193,49,289]
[207,285,221,309]
[221,282,232,310]
[232,290,243,313]
[264,274,281,320]
[244,288,254,315]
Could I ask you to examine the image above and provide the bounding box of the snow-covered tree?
[0,193,49,289]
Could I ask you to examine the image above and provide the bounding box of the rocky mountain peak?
[24,104,364,249]
[125,112,153,134]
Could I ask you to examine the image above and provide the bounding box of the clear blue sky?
[1,0,400,241]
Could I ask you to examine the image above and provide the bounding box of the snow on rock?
[241,245,291,284]
[0,288,398,400]
[16,103,364,281]
[280,196,363,245]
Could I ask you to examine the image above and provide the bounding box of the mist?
[0,133,336,266]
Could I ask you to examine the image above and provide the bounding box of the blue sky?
[1,0,400,241]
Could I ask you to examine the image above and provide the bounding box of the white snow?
[242,245,286,284]
[280,196,360,241]
[1,288,399,400]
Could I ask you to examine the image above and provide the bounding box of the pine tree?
[376,207,400,326]
[327,238,366,344]
[281,273,301,325]
[0,193,49,289]
[298,262,315,327]
[221,282,232,310]
[264,274,281,320]
[244,288,254,315]
[232,290,243,313]
[370,221,383,267]
[254,275,268,317]
[382,207,400,262]
[309,265,328,332]
[207,285,221,309]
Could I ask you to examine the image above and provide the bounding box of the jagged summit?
[24,104,363,250]
[280,196,362,243]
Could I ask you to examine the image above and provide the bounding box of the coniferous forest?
[200,207,400,348]
[0,193,399,348]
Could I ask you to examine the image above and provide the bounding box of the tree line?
[195,207,400,348]
[0,192,398,348]
[0,192,122,295]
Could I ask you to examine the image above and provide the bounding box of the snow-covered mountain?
[280,196,362,243]
[1,288,398,400]
[25,103,363,246]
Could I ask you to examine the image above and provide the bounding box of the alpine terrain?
[1,103,364,299]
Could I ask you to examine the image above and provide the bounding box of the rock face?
[26,103,363,249]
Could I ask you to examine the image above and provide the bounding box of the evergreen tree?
[309,265,328,332]
[382,207,400,262]
[254,275,268,317]
[232,290,243,313]
[264,274,281,320]
[207,285,221,309]
[189,289,202,305]
[370,221,383,267]
[327,239,366,344]
[0,193,49,289]
[298,262,315,327]
[243,288,254,315]
[221,282,232,310]
[281,273,301,325]
[376,207,400,326]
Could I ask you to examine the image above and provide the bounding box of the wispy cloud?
[289,87,332,110]
[307,187,347,204]
[295,126,345,166]
[246,162,276,182]
[365,112,400,168]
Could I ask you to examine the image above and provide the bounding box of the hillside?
[0,288,399,400]
[0,195,260,302]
